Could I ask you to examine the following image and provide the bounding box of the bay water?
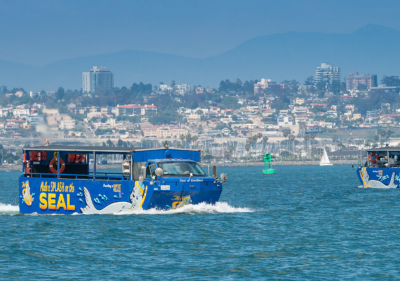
[1,165,399,280]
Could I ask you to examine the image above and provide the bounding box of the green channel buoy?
[262,153,275,175]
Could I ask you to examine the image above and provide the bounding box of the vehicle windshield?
[157,161,206,176]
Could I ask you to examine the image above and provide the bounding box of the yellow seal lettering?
[39,193,47,210]
[48,193,56,209]
[56,194,66,210]
[66,194,75,211]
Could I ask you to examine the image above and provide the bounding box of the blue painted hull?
[19,176,222,214]
[356,167,400,188]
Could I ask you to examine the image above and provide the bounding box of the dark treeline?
[218,79,257,94]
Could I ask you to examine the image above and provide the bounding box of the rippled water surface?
[1,165,400,279]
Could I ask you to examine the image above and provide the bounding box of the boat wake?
[0,203,19,215]
[116,202,253,215]
[0,202,253,216]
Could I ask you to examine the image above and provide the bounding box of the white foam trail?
[0,203,19,213]
[0,202,252,216]
[116,202,253,215]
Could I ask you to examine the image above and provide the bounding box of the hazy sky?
[1,0,400,65]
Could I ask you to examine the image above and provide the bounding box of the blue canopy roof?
[23,145,201,162]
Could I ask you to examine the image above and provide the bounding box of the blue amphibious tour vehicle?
[19,144,227,214]
[356,147,400,188]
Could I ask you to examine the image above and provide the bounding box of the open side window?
[146,162,156,178]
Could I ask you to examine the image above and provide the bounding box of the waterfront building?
[82,66,114,93]
[346,73,377,91]
[315,63,341,85]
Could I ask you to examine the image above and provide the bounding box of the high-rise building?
[345,73,377,91]
[314,63,341,85]
[82,72,91,93]
[82,66,114,93]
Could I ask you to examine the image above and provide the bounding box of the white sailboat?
[320,148,333,166]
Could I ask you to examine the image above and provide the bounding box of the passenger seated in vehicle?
[393,155,400,167]
[384,155,396,167]
[376,156,386,166]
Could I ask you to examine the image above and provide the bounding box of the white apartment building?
[42,109,59,115]
[15,91,24,97]
[59,119,77,130]
[0,108,11,117]
[116,104,157,116]
[87,112,103,119]
[295,115,311,123]
[188,114,201,122]
[174,84,194,95]
[277,115,293,126]
[26,116,43,124]
[292,106,309,115]
[294,97,305,105]
[82,66,114,93]
[159,85,173,91]
[315,63,341,85]
[143,127,188,138]
[13,108,30,118]
[254,79,285,94]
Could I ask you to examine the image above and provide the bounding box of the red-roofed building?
[6,119,27,126]
[310,103,327,108]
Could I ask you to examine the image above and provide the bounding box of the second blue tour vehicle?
[356,147,400,188]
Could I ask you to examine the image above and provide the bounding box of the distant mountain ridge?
[1,24,400,91]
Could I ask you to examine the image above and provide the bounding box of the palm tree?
[283,131,289,152]
[303,135,310,156]
[262,136,269,153]
[229,145,234,156]
[245,144,251,161]
[373,135,379,148]
[192,135,198,148]
[256,133,263,157]
[310,134,315,158]
[180,134,185,148]
[387,129,392,145]
[289,135,296,157]
[247,138,254,160]
[379,130,386,147]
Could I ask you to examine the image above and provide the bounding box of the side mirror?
[155,167,163,177]
[220,173,227,182]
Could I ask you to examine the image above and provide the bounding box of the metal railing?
[22,172,127,181]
